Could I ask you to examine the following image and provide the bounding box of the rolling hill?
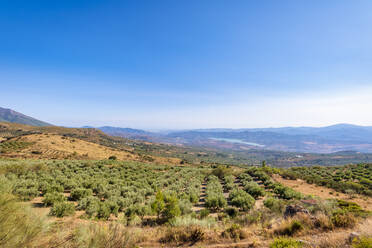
[0,107,51,126]
[0,122,181,164]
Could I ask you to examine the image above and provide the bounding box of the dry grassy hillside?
[0,122,181,164]
[2,133,137,160]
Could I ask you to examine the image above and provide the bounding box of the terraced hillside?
[0,122,181,164]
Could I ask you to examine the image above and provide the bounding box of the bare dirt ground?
[272,174,372,211]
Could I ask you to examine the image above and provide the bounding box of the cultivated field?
[1,158,371,248]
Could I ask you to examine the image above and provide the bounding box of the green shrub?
[49,202,75,217]
[264,197,285,213]
[179,199,192,215]
[212,166,232,179]
[274,220,304,236]
[269,237,302,248]
[199,209,210,219]
[221,224,246,241]
[42,192,66,206]
[243,181,265,199]
[70,188,93,201]
[331,210,356,228]
[274,185,302,200]
[352,236,372,248]
[96,202,111,220]
[229,188,255,211]
[41,183,64,194]
[205,194,227,211]
[163,194,181,221]
[224,207,238,218]
[13,187,39,201]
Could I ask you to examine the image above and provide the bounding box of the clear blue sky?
[1,0,372,129]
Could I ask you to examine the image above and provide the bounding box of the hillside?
[1,133,137,160]
[97,126,156,141]
[0,122,181,164]
[0,107,52,126]
[2,122,372,167]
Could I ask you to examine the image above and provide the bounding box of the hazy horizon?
[1,1,372,129]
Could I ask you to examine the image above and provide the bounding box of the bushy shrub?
[274,185,302,200]
[225,207,239,218]
[229,188,255,211]
[42,192,66,206]
[212,166,232,179]
[13,187,39,201]
[199,209,210,219]
[70,188,93,201]
[76,196,100,211]
[49,202,75,217]
[274,220,304,236]
[179,199,192,215]
[264,197,286,213]
[96,202,111,220]
[352,236,372,248]
[163,194,181,221]
[41,183,64,195]
[243,181,265,199]
[331,210,356,228]
[205,193,227,211]
[221,224,247,241]
[269,237,302,248]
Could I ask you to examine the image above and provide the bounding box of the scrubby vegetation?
[282,164,372,196]
[0,159,371,247]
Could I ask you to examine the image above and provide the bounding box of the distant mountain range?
[2,106,372,154]
[97,126,157,141]
[99,124,372,153]
[0,107,51,127]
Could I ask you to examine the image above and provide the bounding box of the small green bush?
[96,202,111,220]
[225,207,239,218]
[229,188,255,211]
[264,197,285,213]
[269,237,302,248]
[70,188,93,201]
[199,209,210,219]
[352,236,372,248]
[49,202,75,217]
[243,181,265,199]
[274,220,304,236]
[42,192,66,206]
[331,210,356,228]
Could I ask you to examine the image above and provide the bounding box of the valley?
[0,112,371,248]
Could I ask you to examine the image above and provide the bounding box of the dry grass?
[4,134,137,160]
[0,122,182,164]
[0,193,49,248]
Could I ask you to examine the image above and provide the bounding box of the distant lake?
[209,138,265,147]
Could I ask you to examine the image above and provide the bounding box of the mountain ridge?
[0,107,52,127]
